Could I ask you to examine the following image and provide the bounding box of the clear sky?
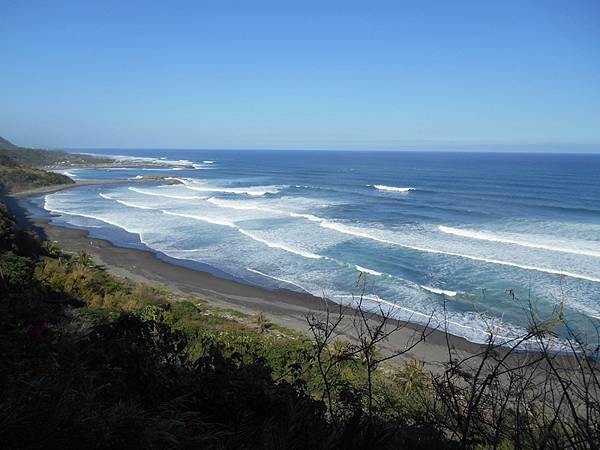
[1,0,599,151]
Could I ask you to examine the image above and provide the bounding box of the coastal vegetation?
[0,135,110,169]
[0,159,73,193]
[0,136,86,193]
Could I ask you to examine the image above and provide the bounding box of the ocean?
[28,149,600,345]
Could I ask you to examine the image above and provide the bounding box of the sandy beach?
[7,181,491,372]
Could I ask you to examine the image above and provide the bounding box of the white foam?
[203,160,214,164]
[161,210,236,228]
[246,268,310,292]
[338,293,522,343]
[108,154,195,167]
[99,193,155,210]
[337,294,433,320]
[44,196,141,236]
[141,168,181,171]
[318,221,600,283]
[371,184,415,193]
[355,265,382,276]
[207,198,328,224]
[288,212,324,222]
[128,187,204,200]
[237,229,324,260]
[165,177,192,184]
[179,196,600,285]
[438,226,600,258]
[206,197,278,213]
[184,183,282,196]
[74,185,600,284]
[420,285,458,297]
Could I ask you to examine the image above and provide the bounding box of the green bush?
[0,251,32,292]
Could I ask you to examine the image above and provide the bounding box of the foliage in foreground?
[0,198,598,449]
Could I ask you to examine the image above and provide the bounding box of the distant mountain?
[0,135,110,167]
[0,136,19,150]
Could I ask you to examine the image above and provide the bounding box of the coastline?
[11,177,182,198]
[10,181,488,370]
[32,216,486,370]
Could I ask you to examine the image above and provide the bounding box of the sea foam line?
[420,285,458,297]
[184,184,281,196]
[237,229,324,259]
[206,197,278,213]
[99,193,155,210]
[369,184,415,193]
[129,187,204,200]
[438,225,600,258]
[44,197,143,239]
[161,210,236,228]
[337,294,434,321]
[355,265,382,276]
[56,170,78,178]
[207,197,325,222]
[246,268,311,292]
[317,221,600,283]
[158,209,324,260]
[199,196,600,283]
[339,294,519,341]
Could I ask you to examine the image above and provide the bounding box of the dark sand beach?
[9,181,491,372]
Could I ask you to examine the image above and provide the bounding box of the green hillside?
[0,136,87,192]
[0,136,111,168]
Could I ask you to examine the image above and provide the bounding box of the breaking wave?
[246,268,311,292]
[420,285,458,297]
[128,187,204,200]
[237,229,324,260]
[185,185,281,196]
[370,184,415,193]
[355,265,382,276]
[438,226,600,258]
[317,221,600,283]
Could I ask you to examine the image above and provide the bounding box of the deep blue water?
[30,149,600,344]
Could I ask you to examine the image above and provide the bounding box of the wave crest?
[129,187,204,200]
[237,229,324,260]
[370,184,415,193]
[355,265,382,276]
[420,285,458,297]
[184,182,282,196]
[438,226,600,258]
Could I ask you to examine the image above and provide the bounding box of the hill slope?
[0,135,110,168]
[0,136,19,150]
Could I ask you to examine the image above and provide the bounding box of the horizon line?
[58,144,600,154]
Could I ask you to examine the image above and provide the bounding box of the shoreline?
[9,180,488,369]
[31,216,487,370]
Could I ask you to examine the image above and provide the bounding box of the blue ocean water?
[33,150,600,344]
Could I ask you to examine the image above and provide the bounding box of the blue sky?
[1,0,599,151]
